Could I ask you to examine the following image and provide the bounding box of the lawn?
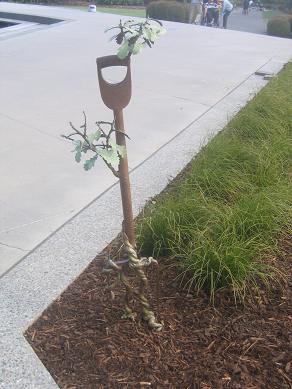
[97,6,146,17]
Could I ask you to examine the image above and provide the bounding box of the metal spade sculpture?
[96,54,135,247]
[62,19,166,331]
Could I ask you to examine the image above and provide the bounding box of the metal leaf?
[98,148,120,168]
[117,41,130,60]
[84,155,98,171]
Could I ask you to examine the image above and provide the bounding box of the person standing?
[206,0,220,26]
[222,0,233,28]
[201,0,209,25]
[243,0,249,14]
[189,0,202,24]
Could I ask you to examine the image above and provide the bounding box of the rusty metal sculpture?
[96,54,163,331]
[62,19,166,331]
[96,55,135,246]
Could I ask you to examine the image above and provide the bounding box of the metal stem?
[114,109,135,247]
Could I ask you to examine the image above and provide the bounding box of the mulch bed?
[25,241,292,389]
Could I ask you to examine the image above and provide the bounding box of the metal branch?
[61,134,75,142]
[69,121,88,143]
[111,121,131,140]
[63,115,121,178]
[101,158,120,177]
[81,110,87,136]
[96,121,112,139]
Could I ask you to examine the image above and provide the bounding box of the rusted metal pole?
[114,110,135,247]
[96,55,135,247]
[96,55,162,330]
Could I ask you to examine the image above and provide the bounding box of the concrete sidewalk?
[227,8,267,34]
[1,2,291,276]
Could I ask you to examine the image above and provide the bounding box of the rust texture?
[96,55,132,111]
[96,55,135,246]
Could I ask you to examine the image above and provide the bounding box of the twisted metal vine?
[61,19,166,332]
[102,227,163,332]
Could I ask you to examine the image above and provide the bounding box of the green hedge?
[147,1,190,22]
[267,15,292,36]
[287,14,292,29]
[263,0,292,11]
[7,0,144,5]
[95,0,144,5]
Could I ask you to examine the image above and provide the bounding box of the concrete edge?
[0,59,287,389]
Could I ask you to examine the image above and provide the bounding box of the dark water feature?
[0,20,18,29]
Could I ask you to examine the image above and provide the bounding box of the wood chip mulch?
[25,241,292,389]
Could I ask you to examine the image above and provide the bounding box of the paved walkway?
[227,8,267,34]
[0,2,291,277]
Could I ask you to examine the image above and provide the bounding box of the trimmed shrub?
[147,1,190,22]
[262,0,292,11]
[146,1,166,18]
[287,14,292,30]
[267,16,290,36]
[95,0,144,4]
[8,0,145,5]
[168,1,189,21]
